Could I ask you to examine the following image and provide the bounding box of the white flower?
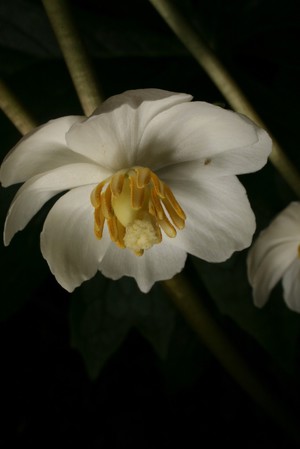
[247,202,300,312]
[0,89,271,293]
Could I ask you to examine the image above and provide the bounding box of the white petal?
[40,185,111,292]
[248,241,297,307]
[139,102,271,172]
[247,202,300,283]
[99,241,187,293]
[4,163,111,245]
[282,259,300,313]
[0,116,89,186]
[167,176,256,262]
[66,89,192,170]
[266,202,300,239]
[156,126,271,181]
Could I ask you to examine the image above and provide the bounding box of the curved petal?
[247,241,296,308]
[247,202,300,282]
[99,241,187,293]
[166,176,256,262]
[282,259,300,313]
[156,126,271,181]
[0,116,89,186]
[66,89,192,170]
[139,103,271,172]
[40,185,111,292]
[4,163,111,245]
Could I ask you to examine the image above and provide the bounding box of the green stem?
[0,79,37,134]
[149,0,300,198]
[42,0,104,116]
[164,274,300,443]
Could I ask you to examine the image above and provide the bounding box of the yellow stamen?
[136,167,151,188]
[110,171,125,196]
[163,184,186,220]
[150,188,165,220]
[91,182,104,207]
[94,207,105,238]
[107,216,118,242]
[130,174,145,209]
[150,172,165,198]
[162,196,185,230]
[101,184,114,219]
[158,214,177,238]
[90,166,186,255]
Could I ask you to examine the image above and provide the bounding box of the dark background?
[1,0,300,447]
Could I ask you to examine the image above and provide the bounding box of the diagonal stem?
[149,0,300,198]
[0,79,37,134]
[164,274,300,443]
[42,0,104,116]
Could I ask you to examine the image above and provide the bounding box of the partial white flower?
[0,89,271,293]
[247,202,300,312]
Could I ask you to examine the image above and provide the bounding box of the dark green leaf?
[70,274,176,379]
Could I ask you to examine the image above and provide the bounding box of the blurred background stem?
[42,0,104,115]
[0,79,37,134]
[149,0,300,199]
[164,274,300,442]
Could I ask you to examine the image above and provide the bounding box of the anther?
[94,208,105,238]
[136,167,151,188]
[90,166,186,255]
[91,182,104,207]
[101,185,114,219]
[163,184,186,220]
[130,174,145,209]
[110,172,125,196]
[150,172,165,198]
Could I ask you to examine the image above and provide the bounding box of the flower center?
[90,166,186,256]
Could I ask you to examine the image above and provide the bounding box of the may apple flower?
[247,202,300,312]
[0,89,271,293]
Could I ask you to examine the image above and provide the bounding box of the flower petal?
[166,176,256,262]
[4,163,111,245]
[247,202,300,283]
[0,116,88,186]
[156,126,271,181]
[139,102,271,172]
[65,89,192,170]
[247,241,297,308]
[99,241,187,293]
[40,185,111,292]
[282,259,300,313]
[247,202,300,308]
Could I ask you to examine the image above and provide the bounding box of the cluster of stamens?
[90,166,186,256]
